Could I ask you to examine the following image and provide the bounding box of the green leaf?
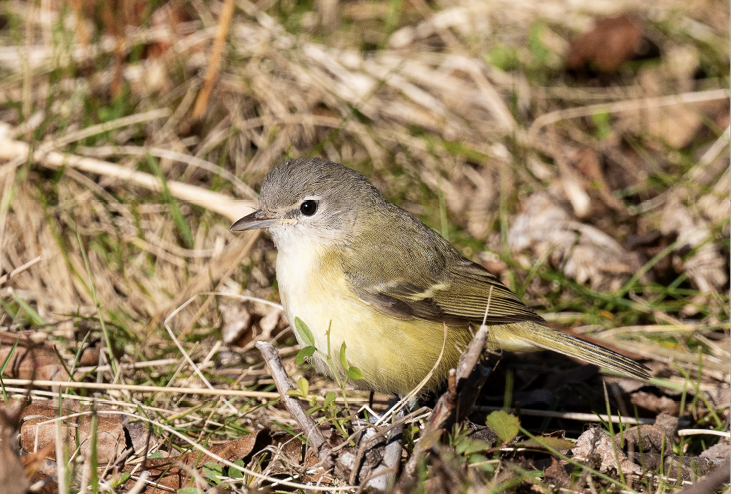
[178,489,205,494]
[513,437,575,451]
[295,345,316,365]
[229,460,245,479]
[339,342,349,369]
[485,410,520,444]
[467,454,491,467]
[294,317,315,347]
[202,461,223,484]
[298,377,309,396]
[149,451,165,459]
[323,392,337,407]
[347,366,364,381]
[456,438,491,456]
[111,472,131,487]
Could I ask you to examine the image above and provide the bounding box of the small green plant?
[449,423,495,472]
[289,317,364,439]
[485,410,520,445]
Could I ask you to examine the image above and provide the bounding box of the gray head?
[230,157,383,247]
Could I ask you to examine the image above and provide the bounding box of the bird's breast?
[274,242,472,396]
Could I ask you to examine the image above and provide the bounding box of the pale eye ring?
[300,200,318,216]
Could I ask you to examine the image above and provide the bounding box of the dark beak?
[230,210,281,232]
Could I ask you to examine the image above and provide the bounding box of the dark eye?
[300,200,318,216]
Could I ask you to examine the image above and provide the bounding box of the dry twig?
[255,341,333,467]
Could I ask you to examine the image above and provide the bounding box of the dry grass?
[0,0,729,492]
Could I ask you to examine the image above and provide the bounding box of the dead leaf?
[571,426,640,475]
[619,100,725,149]
[700,441,730,460]
[221,300,287,349]
[220,303,252,345]
[630,391,680,415]
[127,430,263,491]
[543,457,572,488]
[618,424,675,456]
[508,192,642,290]
[566,14,659,75]
[19,404,128,464]
[660,195,728,294]
[0,333,68,381]
[0,407,29,494]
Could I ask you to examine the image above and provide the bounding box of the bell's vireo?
[231,157,649,396]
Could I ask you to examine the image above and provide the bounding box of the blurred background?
[0,0,728,489]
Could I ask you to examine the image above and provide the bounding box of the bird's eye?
[300,200,318,216]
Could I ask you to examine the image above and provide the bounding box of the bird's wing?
[342,211,545,326]
[346,257,544,325]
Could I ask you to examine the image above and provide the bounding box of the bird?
[230,157,649,396]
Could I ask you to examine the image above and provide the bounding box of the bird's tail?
[492,322,651,380]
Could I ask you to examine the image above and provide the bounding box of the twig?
[0,255,42,286]
[0,126,254,222]
[255,341,333,467]
[73,358,179,375]
[0,378,365,403]
[673,459,730,494]
[348,409,410,488]
[430,325,491,430]
[364,418,404,492]
[125,471,151,494]
[192,0,235,118]
[677,429,731,438]
[527,88,730,141]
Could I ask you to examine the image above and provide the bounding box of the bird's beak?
[230,210,281,232]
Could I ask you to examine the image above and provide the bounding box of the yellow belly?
[275,244,537,396]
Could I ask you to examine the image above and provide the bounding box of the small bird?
[231,157,649,396]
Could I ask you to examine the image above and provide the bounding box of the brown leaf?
[566,14,658,75]
[543,457,572,488]
[221,301,287,349]
[618,424,674,456]
[660,195,728,294]
[19,404,128,464]
[265,430,306,477]
[0,333,68,381]
[509,192,642,290]
[619,99,725,149]
[630,391,680,415]
[571,426,640,475]
[700,441,730,460]
[0,408,30,494]
[220,303,252,345]
[129,431,263,491]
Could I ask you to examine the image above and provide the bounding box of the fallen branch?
[0,255,42,286]
[255,341,333,467]
[674,459,730,494]
[0,122,254,222]
[363,419,404,492]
